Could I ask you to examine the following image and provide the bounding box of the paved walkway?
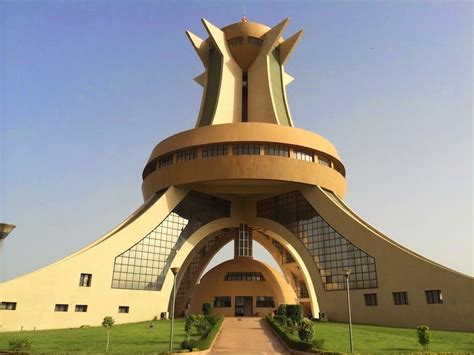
[211,317,290,354]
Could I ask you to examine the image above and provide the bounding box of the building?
[0,18,472,332]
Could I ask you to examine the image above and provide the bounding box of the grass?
[268,317,474,353]
[313,321,474,353]
[0,320,192,353]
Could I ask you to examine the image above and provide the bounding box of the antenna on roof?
[242,1,248,22]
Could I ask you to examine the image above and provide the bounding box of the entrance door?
[235,296,253,316]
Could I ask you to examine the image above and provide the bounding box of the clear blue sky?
[0,0,472,282]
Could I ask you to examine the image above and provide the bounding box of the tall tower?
[187,18,302,126]
[0,18,471,333]
[142,18,346,199]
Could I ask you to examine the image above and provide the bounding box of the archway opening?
[173,225,316,318]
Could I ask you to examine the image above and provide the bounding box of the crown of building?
[186,18,303,127]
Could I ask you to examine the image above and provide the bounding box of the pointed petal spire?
[279,30,303,66]
[185,30,209,67]
[193,72,206,86]
[260,18,290,55]
[201,18,229,57]
[283,72,294,86]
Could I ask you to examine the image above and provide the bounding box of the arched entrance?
[169,221,321,318]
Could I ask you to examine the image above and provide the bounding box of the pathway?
[211,317,290,354]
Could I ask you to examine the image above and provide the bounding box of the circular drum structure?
[141,122,346,199]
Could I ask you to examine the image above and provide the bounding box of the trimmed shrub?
[185,314,197,332]
[205,314,220,327]
[8,338,32,352]
[274,314,287,325]
[286,304,303,324]
[298,318,314,343]
[181,337,198,351]
[276,304,287,316]
[416,325,431,351]
[286,317,295,329]
[202,302,213,316]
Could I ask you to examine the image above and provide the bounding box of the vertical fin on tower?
[279,30,303,66]
[248,18,301,126]
[185,31,209,67]
[194,18,242,126]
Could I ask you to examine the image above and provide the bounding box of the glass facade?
[271,239,295,264]
[112,191,231,291]
[257,191,378,291]
[175,231,233,305]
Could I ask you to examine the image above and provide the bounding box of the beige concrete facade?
[1,17,472,334]
[188,257,297,317]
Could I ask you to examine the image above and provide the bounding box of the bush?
[205,314,220,327]
[416,325,431,351]
[286,304,303,324]
[202,302,213,316]
[267,316,312,352]
[273,314,287,325]
[8,338,32,352]
[185,314,197,332]
[298,318,314,343]
[276,304,286,316]
[180,337,198,351]
[286,317,295,329]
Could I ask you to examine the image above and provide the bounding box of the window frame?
[54,304,69,312]
[214,296,231,308]
[425,290,443,304]
[364,293,378,306]
[393,291,409,305]
[79,273,92,287]
[118,306,130,313]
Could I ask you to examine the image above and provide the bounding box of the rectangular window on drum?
[0,302,17,311]
[425,290,443,304]
[393,291,408,305]
[55,304,69,312]
[364,293,377,306]
[79,273,92,287]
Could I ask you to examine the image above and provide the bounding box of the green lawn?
[0,320,188,353]
[313,321,474,353]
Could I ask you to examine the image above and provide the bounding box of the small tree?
[416,325,431,351]
[202,302,213,316]
[298,318,314,343]
[102,316,115,352]
[286,304,303,324]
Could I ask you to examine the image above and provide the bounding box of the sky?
[0,0,472,282]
